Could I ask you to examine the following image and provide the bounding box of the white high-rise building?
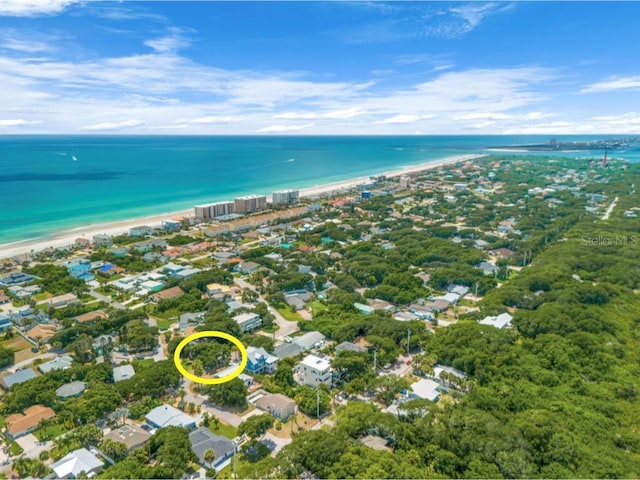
[272,189,300,206]
[400,175,411,189]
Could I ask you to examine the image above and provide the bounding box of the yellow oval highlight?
[173,331,248,385]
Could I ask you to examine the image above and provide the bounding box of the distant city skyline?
[0,1,639,134]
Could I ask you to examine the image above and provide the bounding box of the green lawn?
[157,318,173,329]
[33,422,68,441]
[7,438,24,455]
[33,292,53,301]
[209,421,238,439]
[275,307,303,322]
[307,300,328,314]
[133,358,155,369]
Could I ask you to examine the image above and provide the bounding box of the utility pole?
[474,282,478,297]
[407,328,412,356]
[316,387,320,423]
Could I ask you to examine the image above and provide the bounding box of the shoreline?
[0,153,483,260]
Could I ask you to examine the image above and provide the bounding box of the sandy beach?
[0,153,483,260]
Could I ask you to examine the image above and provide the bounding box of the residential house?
[296,354,332,387]
[479,312,513,329]
[56,381,87,399]
[234,261,260,274]
[448,285,469,298]
[214,366,254,387]
[490,247,515,259]
[353,302,375,315]
[151,286,185,303]
[394,311,421,322]
[273,342,303,359]
[1,369,38,390]
[0,289,9,304]
[103,423,151,452]
[293,331,326,351]
[113,364,136,382]
[93,234,113,247]
[44,293,79,309]
[189,427,235,471]
[0,313,11,332]
[129,225,155,237]
[475,261,499,276]
[255,393,297,421]
[6,405,56,439]
[74,310,108,324]
[233,312,262,333]
[0,272,34,286]
[27,324,57,342]
[173,267,202,280]
[75,237,92,248]
[39,356,73,374]
[50,448,104,479]
[64,258,94,281]
[335,341,367,354]
[409,378,441,402]
[366,298,396,312]
[246,346,278,374]
[145,405,196,429]
[206,283,232,299]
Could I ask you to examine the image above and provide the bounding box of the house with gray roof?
[335,341,367,354]
[274,342,303,359]
[39,356,73,374]
[1,368,37,390]
[56,381,87,399]
[293,331,326,351]
[113,364,136,382]
[189,427,235,470]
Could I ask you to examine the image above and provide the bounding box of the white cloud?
[0,36,54,53]
[175,116,241,125]
[274,108,364,120]
[256,123,314,133]
[373,114,434,124]
[79,119,144,131]
[423,2,515,38]
[0,118,41,127]
[0,0,81,17]
[581,76,640,93]
[454,112,513,121]
[144,28,192,54]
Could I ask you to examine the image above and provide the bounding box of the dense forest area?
[239,161,640,478]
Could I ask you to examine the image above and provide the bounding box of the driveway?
[182,379,244,427]
[233,277,298,340]
[262,432,291,457]
[15,434,53,460]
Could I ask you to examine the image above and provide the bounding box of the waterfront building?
[234,195,267,214]
[272,189,300,206]
[195,201,235,220]
[93,234,113,247]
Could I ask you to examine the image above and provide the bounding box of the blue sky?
[0,0,639,134]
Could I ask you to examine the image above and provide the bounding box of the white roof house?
[293,331,326,351]
[479,312,513,329]
[410,379,441,402]
[50,448,103,479]
[145,404,196,429]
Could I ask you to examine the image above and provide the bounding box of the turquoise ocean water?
[1,135,638,245]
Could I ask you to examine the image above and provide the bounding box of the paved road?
[232,277,298,340]
[182,379,244,427]
[4,351,56,373]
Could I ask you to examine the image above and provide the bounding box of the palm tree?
[204,448,216,469]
